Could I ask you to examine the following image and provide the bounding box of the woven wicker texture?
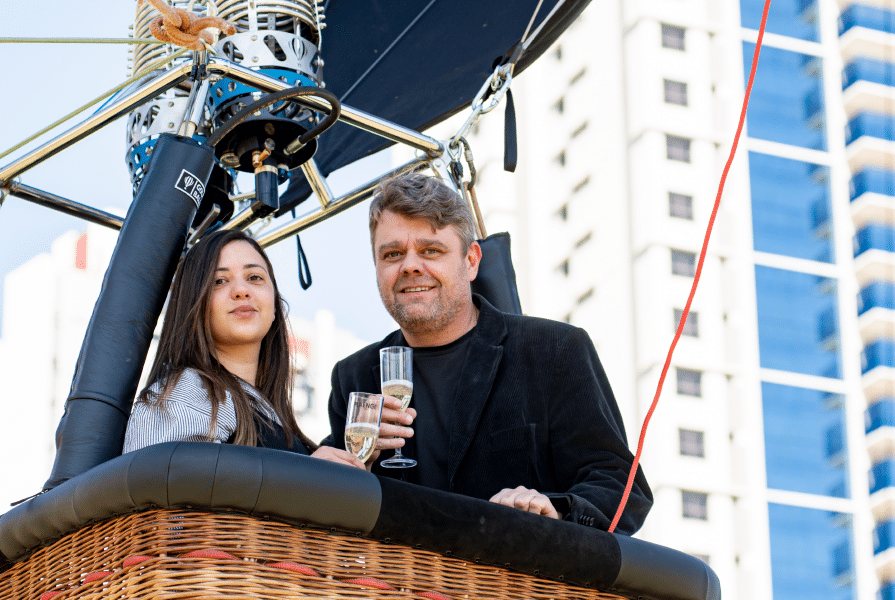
[0,510,630,600]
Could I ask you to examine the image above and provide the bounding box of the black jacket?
[325,296,652,535]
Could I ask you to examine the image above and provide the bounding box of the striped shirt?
[122,368,281,454]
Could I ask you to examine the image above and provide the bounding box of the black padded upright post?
[471,232,522,315]
[43,134,216,490]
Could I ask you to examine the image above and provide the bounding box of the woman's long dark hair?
[137,229,317,451]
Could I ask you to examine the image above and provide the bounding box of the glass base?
[380,455,417,468]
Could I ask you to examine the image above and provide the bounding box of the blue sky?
[0,0,396,343]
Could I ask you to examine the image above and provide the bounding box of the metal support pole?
[6,182,124,230]
[257,157,426,248]
[0,63,192,185]
[178,78,211,137]
[218,203,259,231]
[300,158,334,208]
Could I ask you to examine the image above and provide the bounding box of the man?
[326,173,652,534]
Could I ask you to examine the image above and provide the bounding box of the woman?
[123,229,364,469]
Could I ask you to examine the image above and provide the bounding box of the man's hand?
[310,446,366,470]
[489,486,560,519]
[364,395,416,466]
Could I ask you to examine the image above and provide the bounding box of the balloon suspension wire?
[607,0,772,533]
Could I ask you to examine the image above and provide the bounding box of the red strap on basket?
[180,549,238,560]
[607,0,773,533]
[342,577,396,590]
[123,555,155,567]
[267,561,321,577]
[82,570,112,584]
[417,592,452,600]
[39,592,62,600]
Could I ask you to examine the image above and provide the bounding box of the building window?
[664,79,688,106]
[666,135,691,162]
[679,429,705,457]
[576,288,595,305]
[677,368,702,396]
[662,24,686,51]
[682,490,708,520]
[669,192,694,219]
[575,232,592,249]
[557,204,569,221]
[557,259,570,277]
[571,121,589,139]
[674,309,698,336]
[570,68,586,86]
[671,249,697,276]
[554,97,565,114]
[555,150,567,166]
[573,176,590,193]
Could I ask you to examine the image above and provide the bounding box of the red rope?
[607,0,773,533]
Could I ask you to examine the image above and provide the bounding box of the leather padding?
[0,444,720,600]
[369,476,620,589]
[614,534,721,600]
[368,477,720,599]
[0,443,381,567]
[471,232,523,315]
[45,134,216,490]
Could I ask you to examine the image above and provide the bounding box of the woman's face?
[208,240,276,355]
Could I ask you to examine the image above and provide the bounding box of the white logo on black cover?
[175,169,205,207]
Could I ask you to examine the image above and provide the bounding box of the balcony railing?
[867,399,895,434]
[871,460,895,496]
[850,167,895,201]
[854,224,895,257]
[875,519,895,553]
[845,113,895,146]
[862,340,895,374]
[858,282,895,315]
[839,4,895,37]
[842,58,895,91]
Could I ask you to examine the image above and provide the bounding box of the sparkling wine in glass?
[379,346,416,468]
[344,392,383,463]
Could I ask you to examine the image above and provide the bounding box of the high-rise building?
[393,0,895,598]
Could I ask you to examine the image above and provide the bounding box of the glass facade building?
[741,0,875,596]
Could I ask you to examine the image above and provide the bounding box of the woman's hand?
[310,446,366,470]
[365,396,416,467]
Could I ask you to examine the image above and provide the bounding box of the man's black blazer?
[324,295,652,535]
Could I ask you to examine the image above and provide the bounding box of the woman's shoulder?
[147,368,217,408]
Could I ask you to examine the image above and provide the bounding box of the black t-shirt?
[405,327,475,491]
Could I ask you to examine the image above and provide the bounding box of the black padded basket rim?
[0,443,719,600]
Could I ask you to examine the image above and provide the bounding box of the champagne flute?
[379,346,416,468]
[344,392,384,463]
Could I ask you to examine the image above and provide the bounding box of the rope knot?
[138,0,236,51]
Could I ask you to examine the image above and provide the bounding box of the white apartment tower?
[445,0,882,598]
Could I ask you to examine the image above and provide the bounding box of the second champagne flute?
[380,346,416,468]
[344,392,384,463]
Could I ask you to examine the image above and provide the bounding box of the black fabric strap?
[292,208,313,290]
[504,88,518,173]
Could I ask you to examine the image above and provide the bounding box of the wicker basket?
[0,509,629,600]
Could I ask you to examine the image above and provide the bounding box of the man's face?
[373,210,480,337]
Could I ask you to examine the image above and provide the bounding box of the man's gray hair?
[369,172,477,251]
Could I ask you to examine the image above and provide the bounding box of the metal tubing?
[257,157,426,248]
[219,203,258,231]
[7,182,124,230]
[178,78,211,137]
[300,158,334,208]
[206,58,443,155]
[0,63,193,185]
